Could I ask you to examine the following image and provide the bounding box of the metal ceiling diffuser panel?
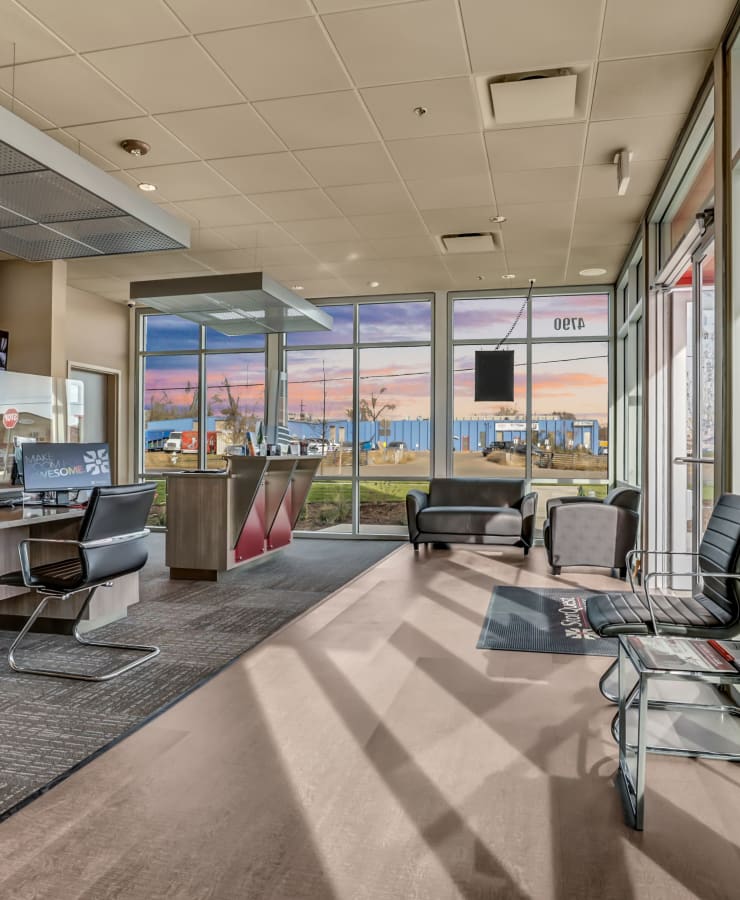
[130,272,333,336]
[0,105,189,260]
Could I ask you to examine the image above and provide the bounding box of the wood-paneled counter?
[165,456,320,580]
[0,505,141,633]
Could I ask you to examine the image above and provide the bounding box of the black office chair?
[0,483,159,681]
[586,493,740,702]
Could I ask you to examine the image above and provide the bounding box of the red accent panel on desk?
[267,492,292,550]
[235,484,266,561]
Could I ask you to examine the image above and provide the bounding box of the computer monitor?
[21,442,112,494]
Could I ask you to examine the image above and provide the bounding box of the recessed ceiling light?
[476,275,485,281]
[368,280,380,288]
[413,106,428,117]
[489,215,506,224]
[291,284,304,290]
[138,182,157,192]
[579,267,607,277]
[502,273,516,280]
[120,139,150,158]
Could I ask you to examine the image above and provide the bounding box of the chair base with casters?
[0,482,160,681]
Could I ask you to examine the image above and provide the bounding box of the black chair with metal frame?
[586,493,740,704]
[0,482,159,681]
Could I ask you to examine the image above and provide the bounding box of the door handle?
[673,457,714,465]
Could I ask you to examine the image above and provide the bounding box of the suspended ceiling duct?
[0,104,189,261]
[130,272,333,336]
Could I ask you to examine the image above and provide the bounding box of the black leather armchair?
[543,486,641,577]
[0,483,159,681]
[406,478,537,554]
[587,493,740,702]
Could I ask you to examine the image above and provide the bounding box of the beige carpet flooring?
[0,544,738,900]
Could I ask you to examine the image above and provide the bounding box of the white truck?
[163,431,183,452]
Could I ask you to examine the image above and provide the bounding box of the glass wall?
[451,289,611,535]
[137,313,266,525]
[285,297,433,536]
[615,242,644,488]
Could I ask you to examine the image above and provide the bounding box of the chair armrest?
[626,548,700,593]
[406,490,429,541]
[515,491,538,546]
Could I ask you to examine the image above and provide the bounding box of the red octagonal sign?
[3,408,19,429]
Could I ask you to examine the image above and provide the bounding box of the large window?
[285,296,433,536]
[137,313,266,523]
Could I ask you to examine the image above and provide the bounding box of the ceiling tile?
[44,127,117,171]
[315,0,413,10]
[323,0,468,86]
[491,267,567,289]
[506,246,568,269]
[255,91,377,149]
[66,275,129,296]
[407,174,493,210]
[105,250,212,278]
[254,245,317,266]
[281,217,361,242]
[494,167,579,205]
[86,37,243,114]
[18,0,186,52]
[566,244,629,279]
[301,240,378,263]
[486,124,586,173]
[165,0,313,32]
[369,235,439,258]
[295,143,396,186]
[601,0,735,59]
[388,133,488,180]
[502,224,572,253]
[349,212,428,237]
[200,18,350,101]
[65,116,197,169]
[294,278,351,299]
[571,221,638,248]
[362,77,481,140]
[584,114,686,166]
[420,205,500,234]
[263,262,335,281]
[187,228,239,250]
[579,159,665,200]
[155,105,284,159]
[592,52,713,121]
[175,195,270,227]
[325,181,414,215]
[0,0,71,64]
[441,253,507,279]
[216,223,297,247]
[0,83,56,130]
[575,194,651,226]
[8,56,143,126]
[249,188,342,221]
[331,255,448,279]
[184,248,257,270]
[210,153,316,194]
[460,0,602,72]
[121,161,237,200]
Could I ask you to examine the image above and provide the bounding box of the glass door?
[671,237,716,555]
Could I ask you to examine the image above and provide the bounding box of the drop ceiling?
[0,0,734,300]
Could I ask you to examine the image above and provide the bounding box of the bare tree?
[219,377,247,444]
[359,388,397,441]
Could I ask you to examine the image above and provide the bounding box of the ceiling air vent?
[489,68,577,125]
[441,232,499,254]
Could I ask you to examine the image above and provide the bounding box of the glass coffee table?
[616,634,740,830]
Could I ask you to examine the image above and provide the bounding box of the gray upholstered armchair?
[543,486,641,577]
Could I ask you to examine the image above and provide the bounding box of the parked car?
[387,441,406,450]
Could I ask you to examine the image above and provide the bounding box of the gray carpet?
[477,587,618,657]
[0,535,401,822]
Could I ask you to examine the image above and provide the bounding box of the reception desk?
[165,455,320,580]
[0,505,140,632]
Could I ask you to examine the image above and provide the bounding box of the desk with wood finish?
[165,455,321,580]
[0,505,142,633]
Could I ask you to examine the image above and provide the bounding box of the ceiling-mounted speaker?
[474,350,515,402]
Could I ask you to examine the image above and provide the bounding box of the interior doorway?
[68,365,119,482]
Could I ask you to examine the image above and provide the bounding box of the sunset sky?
[143,294,609,424]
